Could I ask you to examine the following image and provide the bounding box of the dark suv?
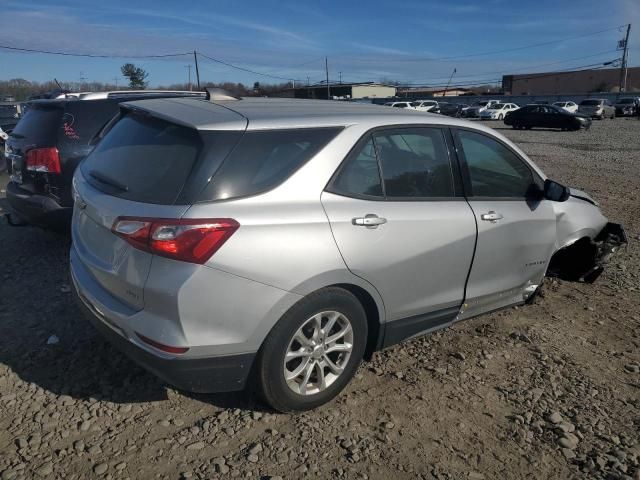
[5,91,205,230]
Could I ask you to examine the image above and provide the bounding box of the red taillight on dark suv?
[25,147,61,174]
[111,217,239,264]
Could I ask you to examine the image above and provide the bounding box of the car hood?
[569,187,598,206]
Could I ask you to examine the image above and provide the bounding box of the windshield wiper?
[89,170,128,192]
[8,132,25,139]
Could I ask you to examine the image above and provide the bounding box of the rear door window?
[374,128,455,197]
[81,113,202,205]
[200,128,342,202]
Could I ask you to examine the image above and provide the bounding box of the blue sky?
[0,0,637,87]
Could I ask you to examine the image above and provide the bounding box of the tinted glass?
[393,104,407,108]
[375,128,454,197]
[10,106,62,145]
[60,101,119,146]
[203,128,341,201]
[458,130,533,198]
[81,113,201,205]
[0,105,18,119]
[331,137,383,198]
[580,100,600,106]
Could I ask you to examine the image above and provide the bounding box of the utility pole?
[193,50,201,89]
[618,24,631,93]
[186,65,192,91]
[325,57,330,100]
[113,77,119,88]
[79,71,87,91]
[339,71,342,84]
[443,68,456,97]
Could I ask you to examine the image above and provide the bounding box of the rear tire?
[257,287,368,412]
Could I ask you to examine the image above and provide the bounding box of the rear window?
[0,104,19,119]
[81,113,201,205]
[10,106,62,144]
[199,128,342,202]
[59,101,120,145]
[580,100,601,106]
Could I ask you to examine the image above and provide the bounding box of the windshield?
[580,100,601,106]
[618,98,635,104]
[410,102,421,107]
[487,104,503,110]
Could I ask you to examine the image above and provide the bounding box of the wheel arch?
[289,272,387,360]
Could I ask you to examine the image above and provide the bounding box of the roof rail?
[205,87,240,101]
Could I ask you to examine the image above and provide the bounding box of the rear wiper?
[89,170,128,192]
[8,132,24,138]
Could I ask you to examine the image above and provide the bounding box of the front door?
[322,127,476,338]
[453,128,557,319]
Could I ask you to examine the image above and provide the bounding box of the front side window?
[374,128,454,197]
[457,130,534,198]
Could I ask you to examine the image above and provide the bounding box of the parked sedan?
[578,99,615,119]
[479,103,519,120]
[383,101,413,109]
[437,102,468,117]
[71,96,624,412]
[553,101,578,113]
[614,97,639,117]
[409,100,439,112]
[504,104,591,131]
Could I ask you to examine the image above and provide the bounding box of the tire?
[498,114,504,120]
[256,287,368,412]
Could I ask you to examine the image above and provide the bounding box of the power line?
[0,44,191,59]
[344,24,629,63]
[197,52,301,82]
[396,62,617,89]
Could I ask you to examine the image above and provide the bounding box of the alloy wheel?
[283,311,354,396]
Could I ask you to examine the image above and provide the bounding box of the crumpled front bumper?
[548,222,627,283]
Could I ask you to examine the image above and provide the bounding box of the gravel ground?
[0,118,639,480]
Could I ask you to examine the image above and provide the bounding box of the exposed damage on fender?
[547,222,627,283]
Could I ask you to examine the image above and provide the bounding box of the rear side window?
[81,113,201,205]
[200,128,341,201]
[10,106,62,145]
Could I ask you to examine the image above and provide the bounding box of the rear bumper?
[6,181,71,229]
[70,249,256,393]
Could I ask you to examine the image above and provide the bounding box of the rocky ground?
[0,118,639,480]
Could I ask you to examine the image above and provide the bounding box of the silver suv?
[71,96,625,411]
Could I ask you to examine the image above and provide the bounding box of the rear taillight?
[111,217,239,264]
[25,147,61,174]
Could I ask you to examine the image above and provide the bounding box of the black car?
[5,91,205,230]
[504,104,591,131]
[437,102,468,117]
[0,102,22,136]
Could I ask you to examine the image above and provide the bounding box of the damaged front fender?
[547,222,627,283]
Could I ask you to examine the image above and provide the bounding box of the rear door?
[72,112,207,310]
[452,128,556,319]
[322,126,476,335]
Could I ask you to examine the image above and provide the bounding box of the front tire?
[257,287,368,412]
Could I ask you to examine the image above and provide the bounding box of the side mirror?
[544,179,570,202]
